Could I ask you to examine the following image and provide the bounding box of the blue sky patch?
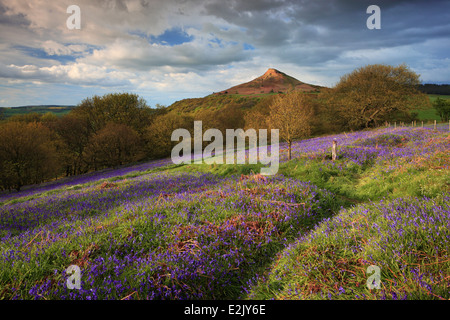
[13,45,79,63]
[132,27,194,46]
[243,43,255,51]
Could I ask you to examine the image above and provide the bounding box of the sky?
[0,0,449,108]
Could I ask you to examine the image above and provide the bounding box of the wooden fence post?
[434,120,437,130]
[332,139,337,161]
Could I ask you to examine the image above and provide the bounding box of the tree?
[323,64,430,130]
[0,122,61,191]
[244,95,276,131]
[52,114,92,176]
[84,122,144,170]
[197,104,245,134]
[267,91,314,160]
[434,97,450,122]
[40,112,59,125]
[8,112,43,123]
[71,92,152,133]
[144,113,193,159]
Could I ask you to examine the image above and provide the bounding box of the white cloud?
[41,40,88,56]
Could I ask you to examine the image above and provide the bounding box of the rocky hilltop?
[214,68,321,95]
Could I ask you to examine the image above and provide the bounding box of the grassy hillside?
[168,93,447,124]
[167,94,264,114]
[0,125,449,300]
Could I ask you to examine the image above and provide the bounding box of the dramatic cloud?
[0,0,449,107]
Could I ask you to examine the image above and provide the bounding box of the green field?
[0,105,75,119]
[412,94,449,121]
[427,94,450,102]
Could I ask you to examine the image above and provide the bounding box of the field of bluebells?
[0,125,449,300]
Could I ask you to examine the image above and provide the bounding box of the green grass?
[245,195,450,300]
[427,94,450,102]
[414,109,440,121]
[413,94,450,121]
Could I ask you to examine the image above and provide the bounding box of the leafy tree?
[0,122,61,191]
[243,95,276,131]
[144,113,194,159]
[72,93,152,133]
[434,97,450,121]
[8,112,43,123]
[40,112,59,125]
[198,104,244,132]
[52,114,92,176]
[84,122,144,170]
[323,64,430,130]
[267,91,314,160]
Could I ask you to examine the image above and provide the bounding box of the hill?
[167,68,323,114]
[214,68,322,95]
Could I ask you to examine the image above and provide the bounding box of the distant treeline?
[417,84,450,95]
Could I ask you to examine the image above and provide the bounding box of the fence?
[384,120,450,131]
[330,119,449,161]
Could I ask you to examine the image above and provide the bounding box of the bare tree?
[267,91,314,160]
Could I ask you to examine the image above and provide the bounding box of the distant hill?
[168,68,324,114]
[214,68,322,95]
[0,105,76,119]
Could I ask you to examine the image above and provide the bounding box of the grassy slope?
[174,128,450,300]
[1,127,449,300]
[243,131,450,300]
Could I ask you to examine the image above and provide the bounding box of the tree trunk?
[288,140,292,160]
